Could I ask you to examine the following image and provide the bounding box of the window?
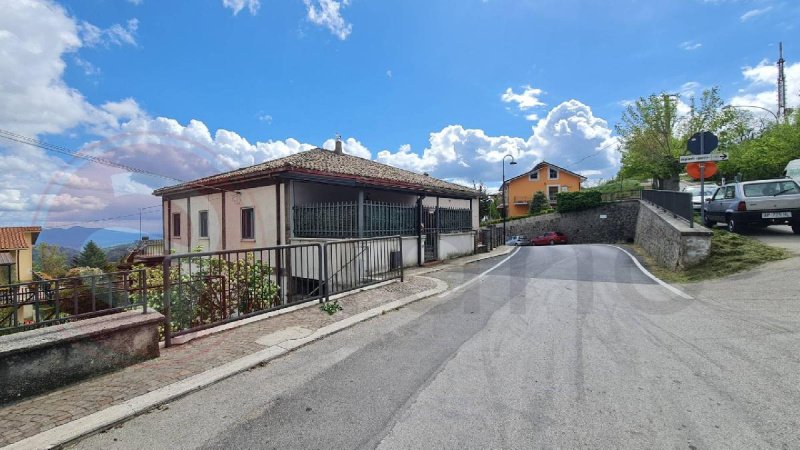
[549,167,559,179]
[199,210,209,238]
[172,213,181,237]
[561,186,569,193]
[743,180,800,197]
[724,186,736,199]
[547,185,559,200]
[529,171,539,180]
[241,207,255,240]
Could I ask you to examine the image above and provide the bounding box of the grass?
[634,228,791,283]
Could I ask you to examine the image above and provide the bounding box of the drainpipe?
[416,196,424,266]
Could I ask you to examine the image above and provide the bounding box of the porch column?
[357,190,365,238]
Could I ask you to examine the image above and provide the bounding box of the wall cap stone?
[638,200,712,236]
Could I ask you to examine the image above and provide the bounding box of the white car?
[505,235,527,246]
[683,186,715,210]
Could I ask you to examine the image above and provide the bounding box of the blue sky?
[0,0,798,232]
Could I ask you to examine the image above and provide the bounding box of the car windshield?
[743,181,800,197]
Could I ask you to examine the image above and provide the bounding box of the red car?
[530,231,568,246]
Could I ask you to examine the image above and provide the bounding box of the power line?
[40,205,162,229]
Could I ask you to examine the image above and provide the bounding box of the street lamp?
[501,154,517,244]
[722,104,779,122]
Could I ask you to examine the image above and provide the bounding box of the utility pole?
[139,208,142,240]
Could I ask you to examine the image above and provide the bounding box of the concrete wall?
[506,200,640,244]
[0,310,163,405]
[438,232,475,260]
[635,201,712,269]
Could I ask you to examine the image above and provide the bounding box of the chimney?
[334,135,343,155]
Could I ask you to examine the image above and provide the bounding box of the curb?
[410,246,515,276]
[4,276,449,450]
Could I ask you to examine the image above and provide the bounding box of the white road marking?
[436,247,521,298]
[607,245,694,300]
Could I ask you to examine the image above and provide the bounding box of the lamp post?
[501,154,517,244]
[722,104,779,122]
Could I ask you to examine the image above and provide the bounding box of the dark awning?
[0,252,14,265]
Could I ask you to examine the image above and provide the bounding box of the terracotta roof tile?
[154,149,478,198]
[0,227,41,250]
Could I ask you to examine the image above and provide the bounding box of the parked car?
[505,235,528,246]
[785,158,800,184]
[703,178,800,233]
[682,185,715,211]
[530,231,568,246]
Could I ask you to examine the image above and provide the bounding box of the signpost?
[683,131,720,225]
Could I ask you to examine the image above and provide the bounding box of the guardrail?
[641,189,694,227]
[0,269,147,335]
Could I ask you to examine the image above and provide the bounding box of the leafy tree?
[616,87,750,189]
[73,240,108,270]
[529,191,549,214]
[718,110,800,181]
[34,243,68,278]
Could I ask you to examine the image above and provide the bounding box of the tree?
[718,110,800,181]
[529,191,549,214]
[73,240,108,270]
[616,87,750,188]
[34,243,68,278]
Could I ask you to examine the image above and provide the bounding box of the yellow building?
[0,227,41,285]
[500,161,586,218]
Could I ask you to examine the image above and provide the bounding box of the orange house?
[500,161,586,217]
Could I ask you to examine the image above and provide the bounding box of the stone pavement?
[0,276,440,448]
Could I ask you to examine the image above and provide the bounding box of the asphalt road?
[75,245,800,449]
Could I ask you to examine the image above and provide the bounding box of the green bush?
[556,191,603,213]
[529,191,549,215]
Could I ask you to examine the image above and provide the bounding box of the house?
[0,227,41,286]
[500,161,586,217]
[151,140,480,267]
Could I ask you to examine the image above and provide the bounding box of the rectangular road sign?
[680,153,728,163]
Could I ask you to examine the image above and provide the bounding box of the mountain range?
[37,227,162,250]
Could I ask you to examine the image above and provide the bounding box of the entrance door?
[548,185,560,203]
[423,207,438,261]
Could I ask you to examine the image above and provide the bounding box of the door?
[423,207,438,261]
[706,187,725,220]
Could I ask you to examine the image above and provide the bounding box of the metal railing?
[324,236,403,296]
[0,269,147,335]
[641,189,694,227]
[160,236,405,345]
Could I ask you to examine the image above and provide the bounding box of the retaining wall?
[506,200,640,244]
[0,310,163,405]
[635,201,712,269]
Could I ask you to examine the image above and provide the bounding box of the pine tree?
[73,240,108,270]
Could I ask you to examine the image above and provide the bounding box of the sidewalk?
[0,246,512,449]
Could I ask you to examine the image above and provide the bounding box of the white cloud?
[501,85,546,112]
[321,137,372,159]
[79,18,139,47]
[679,40,702,51]
[258,114,273,124]
[304,0,352,40]
[222,0,260,15]
[740,6,772,22]
[729,58,800,116]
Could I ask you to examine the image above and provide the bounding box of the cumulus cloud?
[222,0,260,15]
[679,40,702,51]
[501,85,546,121]
[304,0,352,40]
[729,58,800,116]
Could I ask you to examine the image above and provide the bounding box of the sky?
[0,0,799,234]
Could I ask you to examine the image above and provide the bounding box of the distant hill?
[37,227,162,250]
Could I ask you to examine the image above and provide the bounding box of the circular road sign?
[687,131,719,155]
[686,162,718,179]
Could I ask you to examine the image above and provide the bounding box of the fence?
[600,190,643,202]
[0,269,147,336]
[641,189,694,227]
[160,236,403,345]
[293,201,471,238]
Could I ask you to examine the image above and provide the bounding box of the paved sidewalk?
[0,246,511,448]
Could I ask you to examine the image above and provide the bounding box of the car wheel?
[727,216,745,233]
[703,214,715,228]
[549,240,555,245]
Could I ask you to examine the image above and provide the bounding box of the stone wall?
[634,201,712,269]
[0,310,163,405]
[505,200,640,244]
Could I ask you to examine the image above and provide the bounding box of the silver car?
[703,179,800,233]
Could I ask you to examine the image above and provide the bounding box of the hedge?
[556,190,603,213]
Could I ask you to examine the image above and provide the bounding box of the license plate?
[762,212,792,219]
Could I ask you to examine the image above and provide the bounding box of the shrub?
[556,191,603,213]
[529,191,549,215]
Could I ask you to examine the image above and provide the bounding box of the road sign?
[686,162,718,179]
[680,153,728,163]
[687,131,719,155]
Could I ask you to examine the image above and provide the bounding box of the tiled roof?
[0,227,41,250]
[502,160,587,187]
[154,148,479,198]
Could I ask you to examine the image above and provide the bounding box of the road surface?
[75,245,800,449]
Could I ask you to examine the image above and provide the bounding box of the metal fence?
[600,190,643,202]
[641,189,694,227]
[160,236,404,345]
[293,202,358,238]
[160,243,324,344]
[324,236,404,296]
[0,269,147,335]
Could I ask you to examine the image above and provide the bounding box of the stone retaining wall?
[506,200,640,244]
[0,310,163,405]
[635,200,712,269]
